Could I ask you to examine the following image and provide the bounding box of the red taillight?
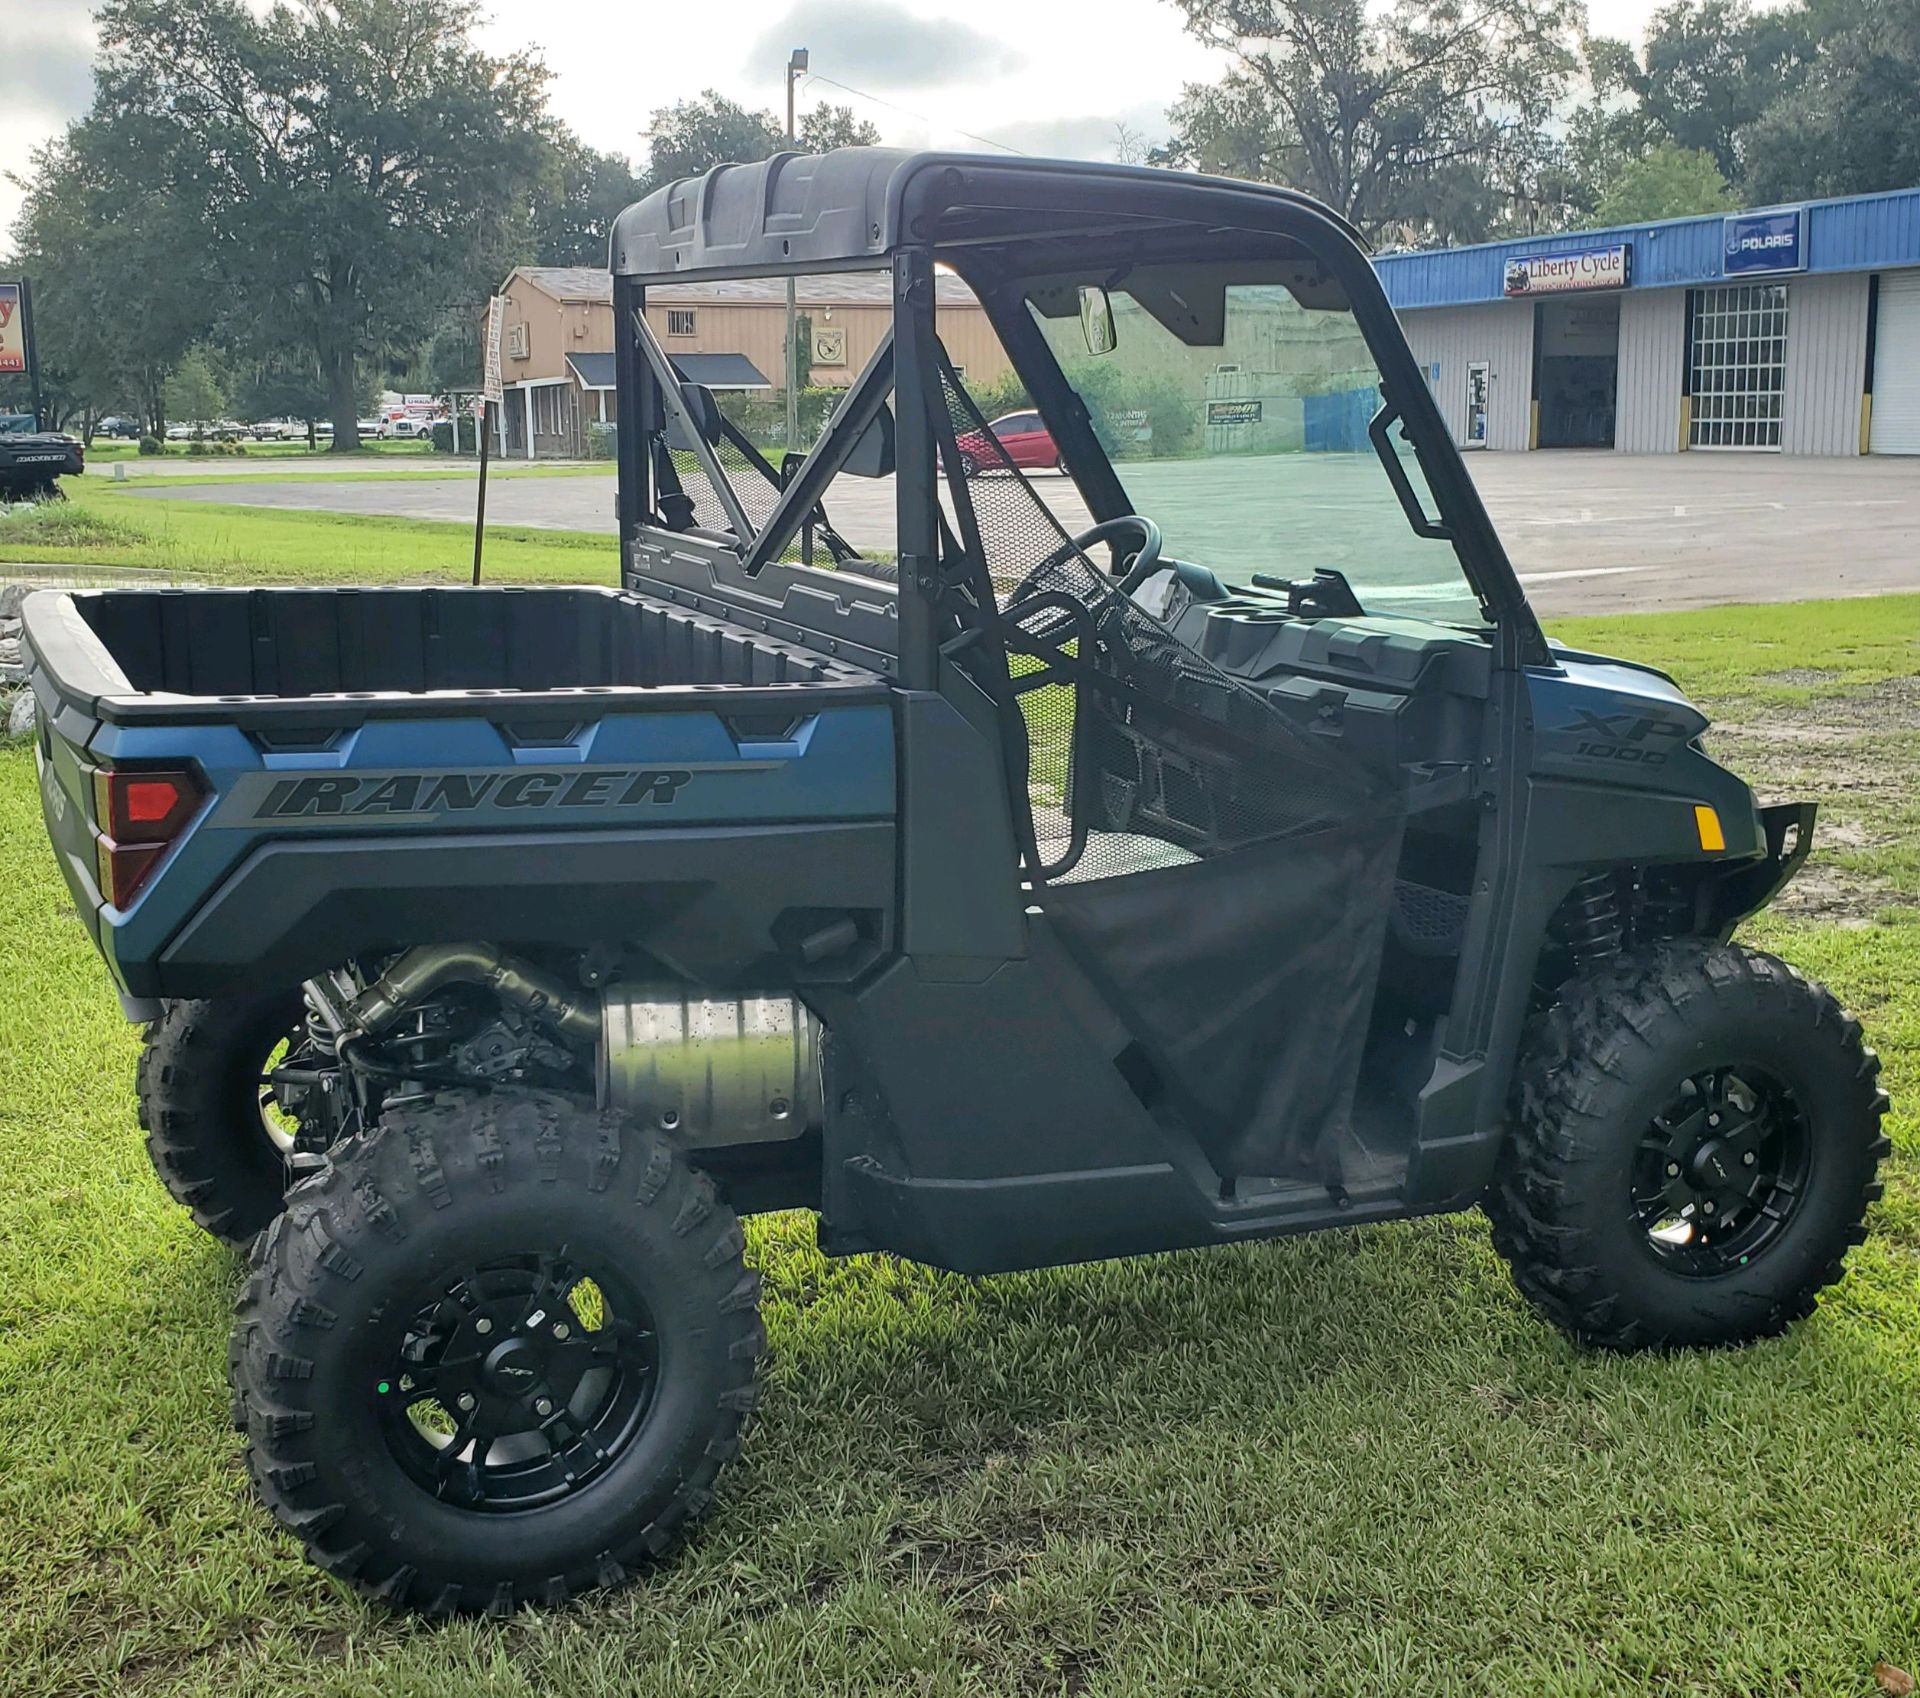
[94,766,203,843]
[91,765,205,907]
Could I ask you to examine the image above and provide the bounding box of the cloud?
[0,1,96,124]
[975,103,1172,163]
[747,1,1024,92]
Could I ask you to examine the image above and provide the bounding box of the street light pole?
[784,47,808,459]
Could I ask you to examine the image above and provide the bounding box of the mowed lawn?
[0,475,618,586]
[0,590,1917,1697]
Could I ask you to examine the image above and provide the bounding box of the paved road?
[118,451,1920,616]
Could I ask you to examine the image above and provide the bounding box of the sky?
[1,0,1670,243]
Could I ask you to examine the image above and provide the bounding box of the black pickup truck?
[0,412,84,498]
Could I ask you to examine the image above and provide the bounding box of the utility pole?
[784,47,808,459]
[21,278,45,431]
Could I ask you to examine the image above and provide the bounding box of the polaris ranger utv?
[20,152,1888,1614]
[0,411,83,499]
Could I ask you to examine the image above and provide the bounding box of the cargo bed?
[26,584,886,727]
[19,584,897,1002]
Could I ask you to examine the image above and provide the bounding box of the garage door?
[1872,272,1920,455]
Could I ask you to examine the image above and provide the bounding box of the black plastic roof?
[609,149,1363,282]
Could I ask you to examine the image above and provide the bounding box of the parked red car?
[954,409,1066,475]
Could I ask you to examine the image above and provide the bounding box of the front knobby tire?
[231,1089,765,1614]
[1488,941,1889,1351]
[138,991,308,1244]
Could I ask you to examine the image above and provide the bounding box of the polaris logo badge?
[255,769,694,818]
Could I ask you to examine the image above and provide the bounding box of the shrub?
[712,387,841,453]
[429,420,455,454]
[186,441,209,457]
[586,421,617,461]
[138,436,162,456]
[965,369,1033,422]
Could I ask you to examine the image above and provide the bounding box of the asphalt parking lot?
[117,451,1920,616]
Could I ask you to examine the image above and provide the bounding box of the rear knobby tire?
[231,1088,764,1614]
[138,991,307,1245]
[1488,941,1889,1351]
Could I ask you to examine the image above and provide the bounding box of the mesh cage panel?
[663,438,832,566]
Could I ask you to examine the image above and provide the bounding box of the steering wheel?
[1006,515,1165,616]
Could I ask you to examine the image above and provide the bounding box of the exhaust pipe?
[347,943,600,1046]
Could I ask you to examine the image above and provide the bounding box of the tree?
[4,134,217,437]
[798,104,881,152]
[638,92,881,196]
[86,0,554,451]
[163,347,229,427]
[1589,141,1733,224]
[536,138,641,266]
[1158,0,1585,244]
[228,351,333,441]
[1738,0,1920,202]
[641,92,783,192]
[1617,0,1814,183]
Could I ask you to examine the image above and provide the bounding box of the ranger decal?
[213,762,776,828]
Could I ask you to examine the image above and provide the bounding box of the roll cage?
[609,150,1550,684]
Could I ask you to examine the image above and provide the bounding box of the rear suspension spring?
[1562,872,1624,970]
[303,984,340,1063]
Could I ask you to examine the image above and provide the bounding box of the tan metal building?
[492,265,1008,459]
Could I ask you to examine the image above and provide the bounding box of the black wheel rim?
[375,1250,658,1513]
[1630,1064,1812,1277]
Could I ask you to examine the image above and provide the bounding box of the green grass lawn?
[81,462,613,487]
[84,438,445,461]
[0,596,1917,1696]
[0,478,617,586]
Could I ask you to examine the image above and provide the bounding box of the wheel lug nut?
[1702,1201,1716,1215]
[474,1317,493,1335]
[457,1392,477,1411]
[553,1322,570,1340]
[534,1397,553,1417]
[1742,1151,1756,1166]
[1708,1114,1721,1127]
[1667,1162,1681,1177]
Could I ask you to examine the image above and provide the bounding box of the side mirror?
[665,381,723,450]
[840,403,895,478]
[1079,285,1117,357]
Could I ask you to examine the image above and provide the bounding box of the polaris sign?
[1724,209,1806,276]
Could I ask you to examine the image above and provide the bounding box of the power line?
[799,72,1026,156]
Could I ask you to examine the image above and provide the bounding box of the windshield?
[1028,277,1484,626]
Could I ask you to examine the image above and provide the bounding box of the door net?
[933,350,1407,1183]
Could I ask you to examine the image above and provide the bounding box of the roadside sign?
[0,282,27,375]
[1207,398,1262,426]
[482,297,505,404]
